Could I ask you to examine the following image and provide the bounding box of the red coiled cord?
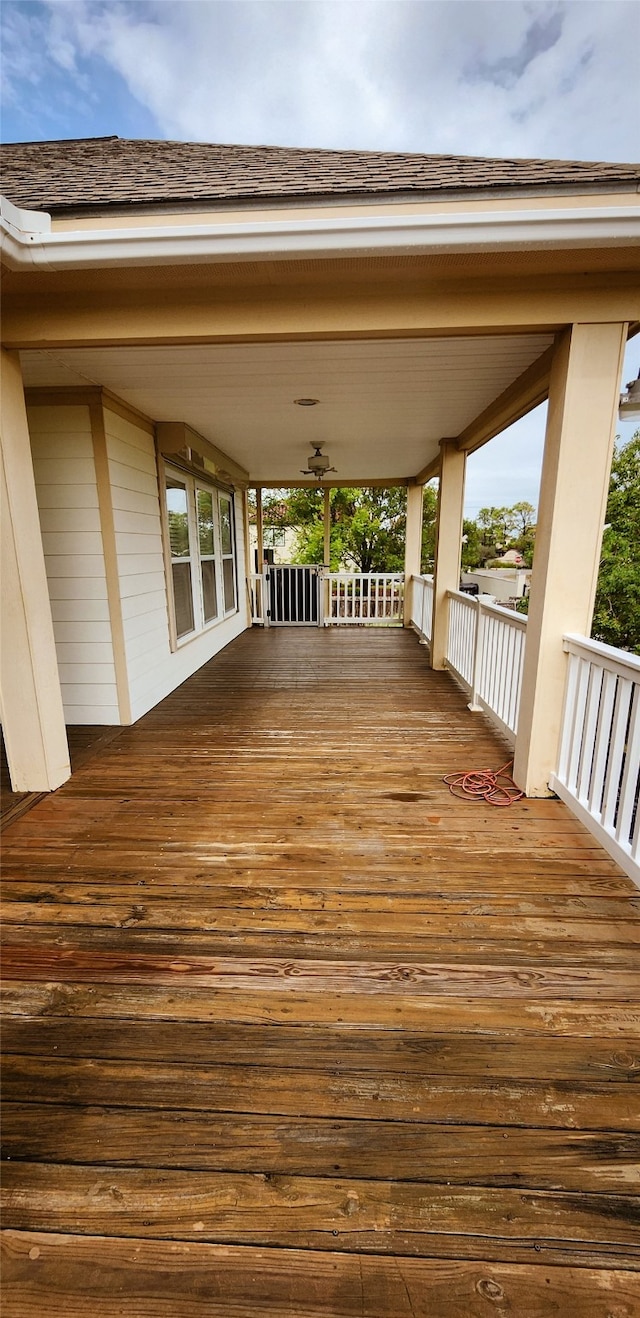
[443,760,524,807]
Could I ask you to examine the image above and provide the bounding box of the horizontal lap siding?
[104,410,171,724]
[28,405,120,725]
[104,411,248,725]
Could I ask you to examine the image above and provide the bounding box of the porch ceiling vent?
[301,444,337,480]
[619,370,640,420]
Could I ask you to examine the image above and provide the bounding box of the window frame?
[162,463,238,650]
[218,489,238,616]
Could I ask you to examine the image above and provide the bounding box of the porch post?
[0,348,71,791]
[255,485,264,570]
[403,482,423,627]
[513,322,628,796]
[323,486,331,565]
[241,488,252,620]
[430,440,466,668]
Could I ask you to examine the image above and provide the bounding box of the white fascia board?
[1,196,639,271]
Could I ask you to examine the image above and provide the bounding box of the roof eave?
[2,195,639,272]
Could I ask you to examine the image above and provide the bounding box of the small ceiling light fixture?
[301,444,337,480]
[619,370,640,420]
[294,397,320,406]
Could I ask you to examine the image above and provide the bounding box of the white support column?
[241,488,252,622]
[430,441,466,668]
[513,322,628,797]
[0,348,70,791]
[322,485,332,624]
[403,482,423,627]
[323,486,332,565]
[255,485,264,572]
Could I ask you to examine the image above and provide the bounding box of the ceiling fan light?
[300,443,337,480]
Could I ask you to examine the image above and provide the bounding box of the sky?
[1,0,639,514]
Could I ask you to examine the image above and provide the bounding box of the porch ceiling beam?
[455,344,555,454]
[4,275,640,349]
[414,456,441,485]
[249,478,410,489]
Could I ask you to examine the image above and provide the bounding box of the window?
[219,492,236,613]
[166,476,195,638]
[197,489,218,623]
[264,527,287,548]
[164,467,238,644]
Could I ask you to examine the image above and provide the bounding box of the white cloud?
[25,0,640,160]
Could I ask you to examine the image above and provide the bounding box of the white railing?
[447,592,478,689]
[410,574,434,644]
[249,574,265,624]
[445,590,527,744]
[326,573,404,625]
[550,635,640,885]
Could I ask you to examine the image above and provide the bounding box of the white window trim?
[162,464,239,651]
[218,489,238,617]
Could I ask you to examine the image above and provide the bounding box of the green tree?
[510,501,537,566]
[421,483,437,572]
[461,519,484,569]
[510,501,536,538]
[471,502,537,566]
[592,431,640,653]
[477,506,517,552]
[290,486,409,571]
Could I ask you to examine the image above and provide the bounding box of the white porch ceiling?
[20,334,553,481]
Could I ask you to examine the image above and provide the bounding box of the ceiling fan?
[300,444,337,480]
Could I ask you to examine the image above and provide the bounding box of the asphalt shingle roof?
[2,136,639,214]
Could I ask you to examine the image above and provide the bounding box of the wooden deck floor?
[2,627,640,1316]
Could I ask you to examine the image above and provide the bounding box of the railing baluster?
[588,668,617,817]
[566,659,591,794]
[577,664,604,804]
[550,634,640,885]
[616,686,640,846]
[602,677,632,832]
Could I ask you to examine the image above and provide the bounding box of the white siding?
[104,409,249,724]
[28,404,120,725]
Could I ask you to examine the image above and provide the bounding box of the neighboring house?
[1,137,639,799]
[495,549,526,566]
[249,500,300,566]
[461,567,531,601]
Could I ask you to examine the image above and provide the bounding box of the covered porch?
[2,626,640,1313]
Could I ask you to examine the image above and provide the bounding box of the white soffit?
[20,334,553,481]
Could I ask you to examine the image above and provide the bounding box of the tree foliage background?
[251,434,639,652]
[592,431,640,652]
[257,484,438,573]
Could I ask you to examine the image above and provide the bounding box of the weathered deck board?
[2,628,639,1313]
[4,1162,640,1266]
[2,1016,639,1081]
[4,1101,639,1189]
[4,1234,640,1318]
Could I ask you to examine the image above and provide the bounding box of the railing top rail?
[413,573,434,583]
[328,572,404,580]
[446,588,476,606]
[446,589,528,629]
[563,632,640,676]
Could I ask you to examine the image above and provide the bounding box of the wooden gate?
[267,565,322,626]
